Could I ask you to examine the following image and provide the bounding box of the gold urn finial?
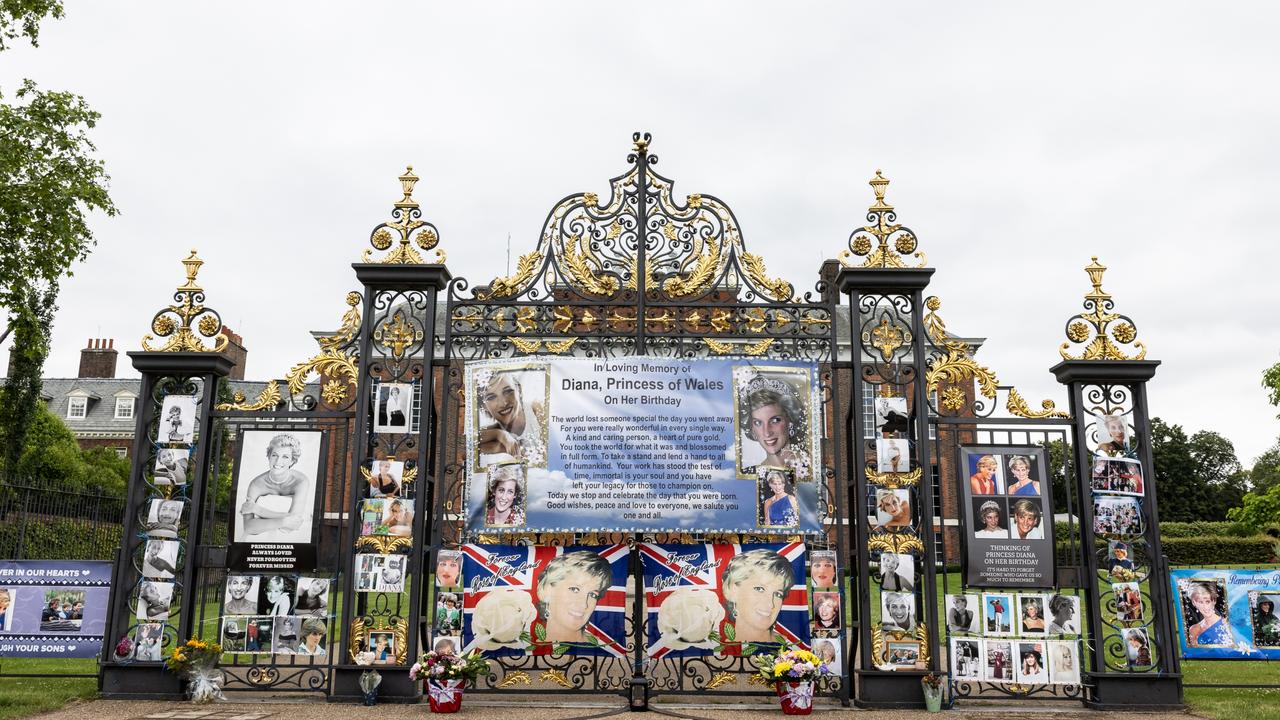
[363,165,446,265]
[868,169,893,212]
[395,166,420,209]
[141,248,228,353]
[839,169,926,269]
[1059,256,1146,361]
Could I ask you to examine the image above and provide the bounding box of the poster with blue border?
[1170,568,1280,659]
[0,560,112,658]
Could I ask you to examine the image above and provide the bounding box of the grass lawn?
[0,658,96,720]
[1184,660,1280,720]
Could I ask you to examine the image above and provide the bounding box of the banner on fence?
[0,560,111,658]
[464,358,822,534]
[958,446,1056,589]
[1170,568,1280,659]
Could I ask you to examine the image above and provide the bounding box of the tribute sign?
[958,446,1055,588]
[0,560,111,658]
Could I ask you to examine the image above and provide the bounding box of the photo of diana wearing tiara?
[734,365,814,481]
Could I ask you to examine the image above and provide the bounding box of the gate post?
[1051,258,1183,710]
[102,251,236,698]
[837,173,941,708]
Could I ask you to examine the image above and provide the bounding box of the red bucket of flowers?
[752,645,832,715]
[410,648,490,713]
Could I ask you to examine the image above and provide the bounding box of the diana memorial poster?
[958,445,1056,589]
[463,357,822,534]
[0,560,112,658]
[1170,568,1280,659]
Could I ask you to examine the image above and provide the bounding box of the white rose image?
[471,588,536,650]
[657,587,725,650]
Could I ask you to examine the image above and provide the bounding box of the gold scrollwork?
[740,252,793,301]
[354,536,413,554]
[747,673,770,687]
[1006,388,1069,419]
[141,250,230,353]
[867,531,924,555]
[702,338,774,356]
[562,235,620,296]
[1059,257,1148,361]
[374,310,423,359]
[480,251,542,299]
[865,466,922,489]
[663,237,721,297]
[545,337,578,354]
[839,171,927,270]
[706,672,736,690]
[506,336,578,355]
[319,292,362,351]
[362,167,446,265]
[497,671,531,688]
[539,669,574,688]
[865,315,911,363]
[216,380,281,412]
[285,348,358,398]
[392,619,409,665]
[348,617,366,664]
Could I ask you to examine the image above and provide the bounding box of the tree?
[8,403,127,495]
[1264,358,1280,414]
[1250,440,1280,494]
[1148,418,1247,522]
[1227,484,1280,534]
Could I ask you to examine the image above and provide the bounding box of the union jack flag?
[640,542,808,659]
[461,544,630,658]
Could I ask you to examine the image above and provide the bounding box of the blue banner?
[1170,568,1280,659]
[0,560,112,658]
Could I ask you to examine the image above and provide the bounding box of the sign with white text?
[0,560,111,658]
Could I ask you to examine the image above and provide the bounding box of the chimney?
[78,338,118,379]
[220,326,248,381]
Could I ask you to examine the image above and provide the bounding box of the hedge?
[1163,535,1278,566]
[0,517,123,561]
[1158,521,1257,538]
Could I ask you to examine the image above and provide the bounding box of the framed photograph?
[133,622,164,662]
[874,397,909,437]
[1008,498,1045,540]
[435,591,462,636]
[950,637,982,680]
[1123,627,1152,667]
[972,498,1009,539]
[876,438,909,473]
[733,365,814,480]
[153,448,189,486]
[367,630,396,665]
[878,552,914,592]
[1093,495,1144,536]
[0,586,15,632]
[273,615,301,653]
[757,465,799,528]
[363,458,404,498]
[887,641,920,667]
[483,462,527,528]
[1091,456,1144,496]
[1048,640,1081,684]
[1095,412,1133,457]
[221,616,248,653]
[296,617,328,656]
[436,550,463,589]
[874,489,911,530]
[374,382,414,435]
[1046,594,1081,636]
[357,554,407,593]
[812,637,842,674]
[812,591,841,633]
[1114,582,1144,622]
[142,539,179,579]
[1003,453,1042,496]
[1249,591,1280,648]
[232,430,323,545]
[985,639,1014,682]
[38,589,85,631]
[159,394,198,445]
[223,575,261,615]
[881,591,915,632]
[146,499,184,539]
[473,364,550,470]
[258,575,296,616]
[1106,540,1136,581]
[294,577,330,618]
[245,616,274,654]
[945,593,981,634]
[381,498,414,537]
[1176,577,1233,648]
[809,551,837,590]
[1017,594,1048,635]
[1014,641,1048,684]
[982,592,1014,635]
[967,453,1005,496]
[135,581,173,622]
[432,635,462,656]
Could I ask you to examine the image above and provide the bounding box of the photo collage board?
[944,591,1083,685]
[218,575,333,657]
[1170,568,1280,659]
[132,392,201,662]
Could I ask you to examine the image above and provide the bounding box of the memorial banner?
[1170,568,1280,659]
[640,542,809,658]
[461,544,630,658]
[464,358,822,534]
[228,430,326,571]
[0,560,111,658]
[958,445,1055,588]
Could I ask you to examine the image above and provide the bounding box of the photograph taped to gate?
[367,630,395,665]
[245,615,274,654]
[982,592,1014,635]
[1093,495,1144,536]
[259,574,295,616]
[985,639,1013,682]
[945,593,980,634]
[223,575,260,615]
[232,430,323,545]
[272,615,301,654]
[735,365,814,481]
[135,581,172,622]
[364,458,404,499]
[1017,594,1048,635]
[1123,627,1153,667]
[435,591,462,636]
[1091,455,1144,497]
[433,635,462,655]
[809,551,837,591]
[812,636,841,674]
[886,641,919,667]
[159,394,197,445]
[874,489,911,531]
[878,552,914,592]
[436,550,463,589]
[881,591,914,633]
[472,365,549,471]
[133,622,163,661]
[757,465,799,529]
[811,591,840,634]
[221,615,248,653]
[874,397,909,437]
[1049,640,1081,684]
[142,539,179,579]
[1015,641,1048,684]
[1046,593,1081,636]
[374,382,414,435]
[482,462,527,528]
[153,447,189,486]
[875,438,909,474]
[1113,581,1144,622]
[145,499,184,539]
[294,576,329,618]
[950,637,982,679]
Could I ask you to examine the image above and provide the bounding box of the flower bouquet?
[409,649,489,713]
[165,638,224,704]
[751,646,831,715]
[921,671,944,712]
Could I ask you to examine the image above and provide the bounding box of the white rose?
[657,587,725,650]
[471,588,536,650]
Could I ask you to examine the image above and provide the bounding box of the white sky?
[3,2,1278,465]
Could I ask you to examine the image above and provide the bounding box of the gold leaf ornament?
[140,249,230,353]
[1059,257,1148,361]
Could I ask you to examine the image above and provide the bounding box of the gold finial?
[839,169,927,269]
[1059,256,1147,361]
[868,170,893,212]
[363,165,446,265]
[633,135,649,154]
[141,248,229,353]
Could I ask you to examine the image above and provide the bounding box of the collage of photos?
[735,365,815,482]
[967,453,1047,541]
[219,574,330,655]
[950,638,1081,685]
[944,590,1082,683]
[950,592,1082,638]
[432,550,464,657]
[1090,413,1146,538]
[472,365,549,471]
[802,551,843,674]
[356,554,407,593]
[1171,569,1280,659]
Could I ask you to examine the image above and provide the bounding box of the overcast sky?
[3,2,1278,466]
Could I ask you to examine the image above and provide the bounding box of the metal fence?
[0,481,126,561]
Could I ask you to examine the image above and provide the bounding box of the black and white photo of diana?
[375,382,413,434]
[233,430,323,544]
[159,394,198,445]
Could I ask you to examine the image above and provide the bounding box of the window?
[114,447,129,459]
[67,397,87,419]
[115,397,135,420]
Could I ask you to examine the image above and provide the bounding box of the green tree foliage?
[0,0,62,51]
[9,403,127,495]
[1149,417,1247,522]
[1227,484,1280,534]
[1042,437,1073,515]
[1263,358,1280,414]
[0,285,54,474]
[1250,439,1280,494]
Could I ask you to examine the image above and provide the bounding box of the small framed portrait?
[1095,412,1133,457]
[733,365,814,480]
[297,617,328,656]
[809,551,838,590]
[273,615,300,654]
[0,587,16,632]
[812,591,841,634]
[1105,540,1137,581]
[135,581,173,622]
[881,591,915,632]
[985,639,1014,682]
[1046,594,1081,636]
[231,430,324,545]
[294,577,330,618]
[223,575,261,615]
[245,616,274,654]
[38,589,85,631]
[945,593,981,634]
[473,364,550,470]
[811,637,842,674]
[874,489,912,530]
[381,498,414,537]
[1093,495,1144,536]
[1177,577,1233,648]
[1004,453,1042,496]
[887,641,920,667]
[878,552,914,592]
[876,438,909,474]
[1122,627,1152,667]
[758,465,799,528]
[374,382,414,435]
[1009,497,1045,540]
[159,394,198,445]
[435,591,462,636]
[1248,591,1280,648]
[1091,456,1144,497]
[142,539,180,579]
[221,616,248,653]
[874,397,910,437]
[258,575,296,616]
[972,497,1008,539]
[950,637,982,680]
[133,622,164,662]
[146,499,184,539]
[363,458,404,498]
[1113,582,1144,622]
[153,448,190,486]
[1049,640,1081,685]
[436,550,463,589]
[967,453,1005,496]
[432,635,462,656]
[1017,594,1048,635]
[1014,641,1048,684]
[368,630,396,665]
[483,462,527,528]
[982,592,1014,635]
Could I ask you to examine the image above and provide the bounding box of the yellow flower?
[774,661,794,675]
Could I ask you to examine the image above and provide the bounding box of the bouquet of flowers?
[922,671,944,691]
[751,646,831,684]
[409,648,490,683]
[165,638,224,704]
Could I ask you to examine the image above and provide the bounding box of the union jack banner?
[640,542,808,659]
[461,544,630,658]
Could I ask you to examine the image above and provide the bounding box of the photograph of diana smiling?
[537,551,612,644]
